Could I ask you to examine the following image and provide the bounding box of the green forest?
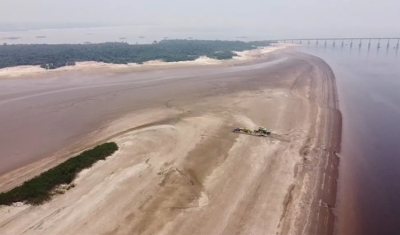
[0,142,118,205]
[0,40,272,69]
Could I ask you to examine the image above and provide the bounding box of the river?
[300,43,400,234]
[0,25,269,44]
[1,33,399,233]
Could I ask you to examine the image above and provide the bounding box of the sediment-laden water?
[301,43,400,235]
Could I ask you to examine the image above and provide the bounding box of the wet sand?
[0,50,340,235]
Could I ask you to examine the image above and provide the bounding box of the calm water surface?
[301,43,400,235]
[0,26,270,44]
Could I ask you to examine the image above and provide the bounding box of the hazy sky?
[1,0,399,38]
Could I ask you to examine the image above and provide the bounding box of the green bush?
[0,142,118,205]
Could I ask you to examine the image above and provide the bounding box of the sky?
[0,0,399,38]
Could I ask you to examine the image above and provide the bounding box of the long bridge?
[275,37,400,50]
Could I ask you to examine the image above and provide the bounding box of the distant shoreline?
[0,24,146,33]
[0,40,276,71]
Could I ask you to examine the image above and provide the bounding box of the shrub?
[0,142,118,205]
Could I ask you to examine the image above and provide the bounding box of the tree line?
[0,40,272,69]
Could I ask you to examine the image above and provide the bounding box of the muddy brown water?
[301,45,400,235]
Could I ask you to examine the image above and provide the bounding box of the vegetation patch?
[0,39,272,69]
[0,142,118,205]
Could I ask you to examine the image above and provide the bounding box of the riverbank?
[0,50,340,235]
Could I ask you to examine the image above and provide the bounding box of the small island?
[0,39,272,70]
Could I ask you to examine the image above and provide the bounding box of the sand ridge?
[0,50,339,235]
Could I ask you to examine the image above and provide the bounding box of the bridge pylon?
[274,37,400,52]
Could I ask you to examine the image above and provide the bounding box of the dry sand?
[0,49,340,235]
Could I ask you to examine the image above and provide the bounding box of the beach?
[0,47,340,235]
